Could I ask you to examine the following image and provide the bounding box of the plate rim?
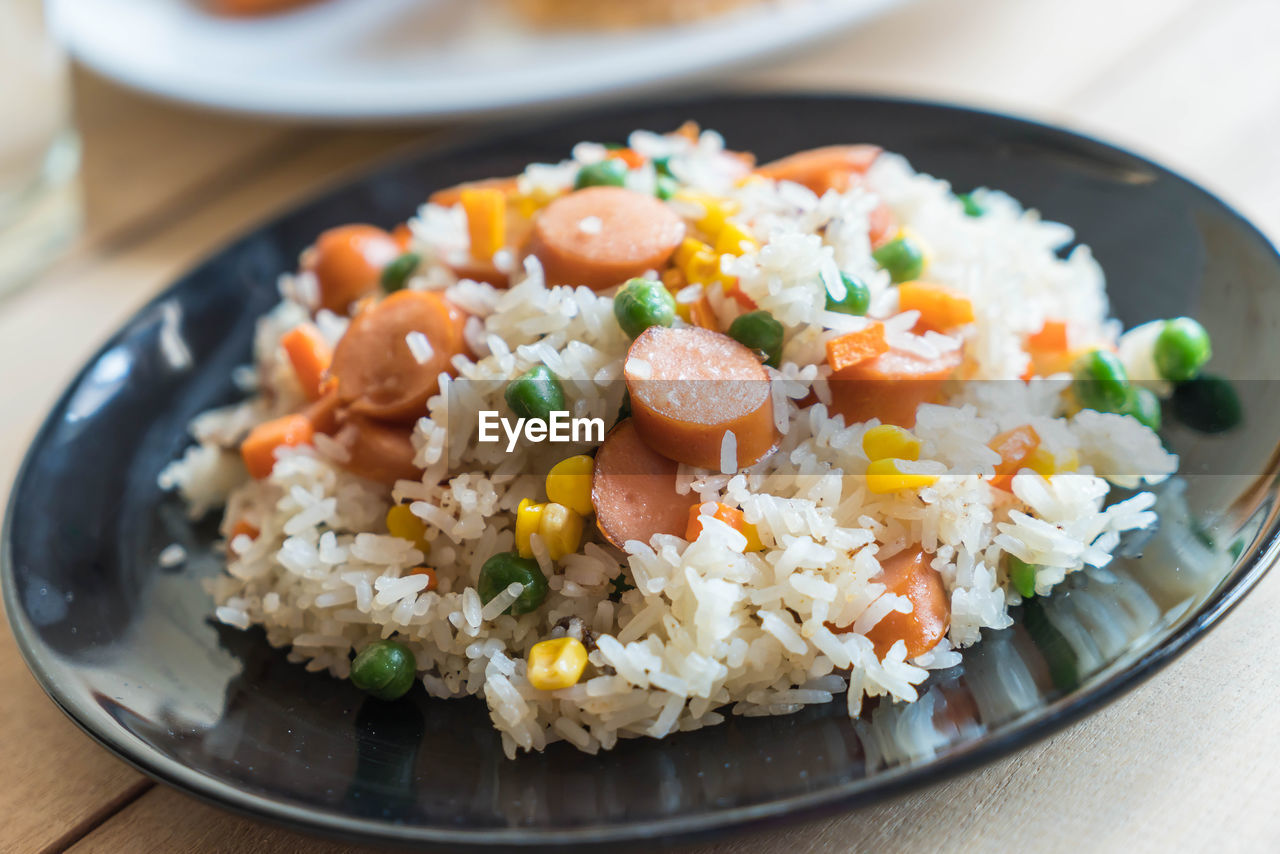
[5,91,1280,848]
[49,0,909,122]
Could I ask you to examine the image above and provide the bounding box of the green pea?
[652,156,674,178]
[505,366,565,422]
[574,159,628,190]
[655,175,679,201]
[727,310,785,368]
[1172,373,1242,434]
[613,277,677,339]
[825,272,871,316]
[380,252,420,293]
[871,236,925,283]
[478,552,548,616]
[1072,349,1130,413]
[1007,555,1037,599]
[350,639,417,701]
[1122,386,1162,431]
[1154,317,1212,382]
[957,191,985,217]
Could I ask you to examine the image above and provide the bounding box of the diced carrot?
[988,425,1041,492]
[869,202,897,249]
[1027,319,1068,352]
[687,503,740,540]
[240,414,314,479]
[825,323,889,372]
[607,148,646,169]
[726,282,758,312]
[228,519,259,541]
[690,293,718,331]
[428,176,519,208]
[406,566,438,591]
[460,187,506,262]
[281,323,333,401]
[686,503,763,550]
[898,282,975,332]
[391,222,413,250]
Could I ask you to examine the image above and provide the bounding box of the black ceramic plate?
[5,94,1280,850]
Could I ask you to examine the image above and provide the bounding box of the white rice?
[158,543,187,568]
[405,330,434,365]
[161,125,1179,758]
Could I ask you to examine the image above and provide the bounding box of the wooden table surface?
[3,0,1279,850]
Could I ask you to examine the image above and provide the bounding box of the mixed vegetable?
[233,127,1224,700]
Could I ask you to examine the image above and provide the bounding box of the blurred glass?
[0,0,80,296]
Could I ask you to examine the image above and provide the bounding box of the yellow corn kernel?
[512,193,541,219]
[538,502,584,560]
[698,200,735,236]
[527,637,588,691]
[674,237,710,270]
[675,191,738,236]
[684,249,721,286]
[1027,447,1079,476]
[715,269,739,293]
[865,458,941,494]
[546,455,595,516]
[899,225,932,275]
[386,504,431,554]
[862,425,922,462]
[515,498,545,559]
[511,185,557,219]
[741,520,765,552]
[715,221,759,256]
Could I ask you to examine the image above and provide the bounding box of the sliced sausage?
[332,416,421,486]
[302,386,342,435]
[862,545,950,659]
[755,145,882,195]
[827,345,962,428]
[528,186,686,290]
[623,326,778,471]
[592,420,699,549]
[329,290,468,424]
[303,224,401,315]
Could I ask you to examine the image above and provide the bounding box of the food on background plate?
[162,123,1216,758]
[505,0,770,28]
[208,0,322,15]
[211,0,771,25]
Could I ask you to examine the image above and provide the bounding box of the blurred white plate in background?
[49,0,906,121]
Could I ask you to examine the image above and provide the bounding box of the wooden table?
[3,0,1279,850]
